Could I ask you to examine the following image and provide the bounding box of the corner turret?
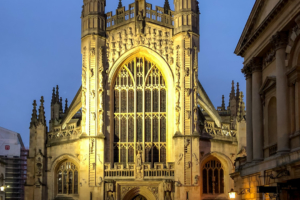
[81,0,106,38]
[173,0,200,35]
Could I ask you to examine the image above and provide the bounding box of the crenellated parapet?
[106,2,174,30]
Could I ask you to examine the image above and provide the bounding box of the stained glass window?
[58,171,62,194]
[113,57,167,164]
[57,161,78,195]
[202,159,224,195]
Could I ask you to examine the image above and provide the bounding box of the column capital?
[243,57,263,76]
[271,31,288,51]
[241,64,252,79]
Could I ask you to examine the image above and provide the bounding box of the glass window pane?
[114,118,119,142]
[160,89,166,112]
[128,147,134,162]
[128,117,134,142]
[137,117,143,142]
[220,169,224,193]
[145,118,151,142]
[128,90,134,112]
[74,171,78,194]
[137,90,143,112]
[68,171,73,194]
[153,117,158,142]
[208,169,213,194]
[145,90,151,112]
[160,117,166,142]
[153,146,159,163]
[160,146,166,163]
[214,169,219,193]
[121,90,127,113]
[121,118,127,142]
[63,171,67,194]
[153,89,158,112]
[203,169,207,194]
[57,171,62,194]
[114,90,119,112]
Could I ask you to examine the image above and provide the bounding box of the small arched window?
[57,161,78,195]
[202,158,224,194]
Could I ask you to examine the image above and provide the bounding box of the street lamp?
[229,188,236,199]
[0,185,9,192]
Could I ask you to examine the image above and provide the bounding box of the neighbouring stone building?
[24,0,246,199]
[232,0,300,200]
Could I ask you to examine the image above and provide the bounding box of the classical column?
[271,32,290,154]
[251,58,264,161]
[295,82,300,131]
[290,84,295,134]
[242,64,253,162]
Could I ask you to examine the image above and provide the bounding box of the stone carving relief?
[77,154,88,165]
[147,187,158,199]
[136,151,143,179]
[193,153,199,165]
[121,186,139,199]
[177,153,183,165]
[35,156,43,176]
[194,175,199,185]
[106,26,174,73]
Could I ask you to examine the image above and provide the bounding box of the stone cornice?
[242,57,262,78]
[235,0,289,56]
[271,31,289,51]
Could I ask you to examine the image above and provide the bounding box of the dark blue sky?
[0,0,255,147]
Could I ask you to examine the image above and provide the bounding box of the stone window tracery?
[57,161,78,195]
[202,158,224,194]
[113,56,167,164]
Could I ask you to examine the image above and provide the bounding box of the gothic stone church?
[25,0,246,199]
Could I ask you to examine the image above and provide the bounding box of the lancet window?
[57,161,78,195]
[114,56,167,165]
[202,158,224,194]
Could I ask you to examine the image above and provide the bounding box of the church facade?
[24,0,246,199]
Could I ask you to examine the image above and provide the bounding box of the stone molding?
[242,57,262,78]
[271,31,289,51]
[285,14,300,67]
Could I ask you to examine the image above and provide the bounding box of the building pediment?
[235,0,288,56]
[259,76,276,96]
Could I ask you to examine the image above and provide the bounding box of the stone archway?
[132,195,147,200]
[122,186,157,200]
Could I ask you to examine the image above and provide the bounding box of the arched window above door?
[202,158,224,194]
[57,161,78,195]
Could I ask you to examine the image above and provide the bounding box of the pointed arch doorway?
[132,195,147,200]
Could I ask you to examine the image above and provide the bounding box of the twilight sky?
[0,0,255,147]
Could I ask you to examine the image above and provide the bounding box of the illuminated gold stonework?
[25,0,246,199]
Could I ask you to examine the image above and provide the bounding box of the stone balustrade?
[106,3,174,30]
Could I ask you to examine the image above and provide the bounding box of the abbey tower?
[25,0,246,199]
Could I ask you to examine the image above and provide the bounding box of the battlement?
[106,2,174,30]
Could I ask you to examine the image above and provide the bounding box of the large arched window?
[202,158,224,194]
[114,56,167,165]
[57,161,78,195]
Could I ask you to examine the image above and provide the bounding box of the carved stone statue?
[136,151,143,179]
[136,10,145,34]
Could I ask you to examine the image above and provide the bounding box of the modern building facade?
[0,127,28,200]
[232,0,300,200]
[0,159,6,200]
[24,0,246,199]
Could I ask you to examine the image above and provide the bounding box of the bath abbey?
[24,0,247,199]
